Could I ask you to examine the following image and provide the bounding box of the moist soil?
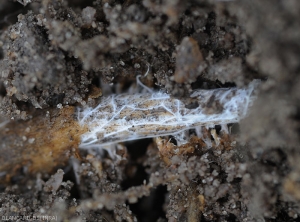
[0,0,300,221]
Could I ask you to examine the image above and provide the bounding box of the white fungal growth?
[78,81,258,148]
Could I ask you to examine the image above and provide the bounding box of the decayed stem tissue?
[78,81,259,148]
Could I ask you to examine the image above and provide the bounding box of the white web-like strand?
[78,81,259,149]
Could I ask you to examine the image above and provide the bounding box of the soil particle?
[173,37,206,84]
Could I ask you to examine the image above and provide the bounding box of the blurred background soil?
[0,0,300,221]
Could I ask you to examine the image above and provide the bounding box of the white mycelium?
[78,81,258,148]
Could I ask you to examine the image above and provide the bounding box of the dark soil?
[0,0,300,221]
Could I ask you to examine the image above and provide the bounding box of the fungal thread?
[78,81,259,148]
